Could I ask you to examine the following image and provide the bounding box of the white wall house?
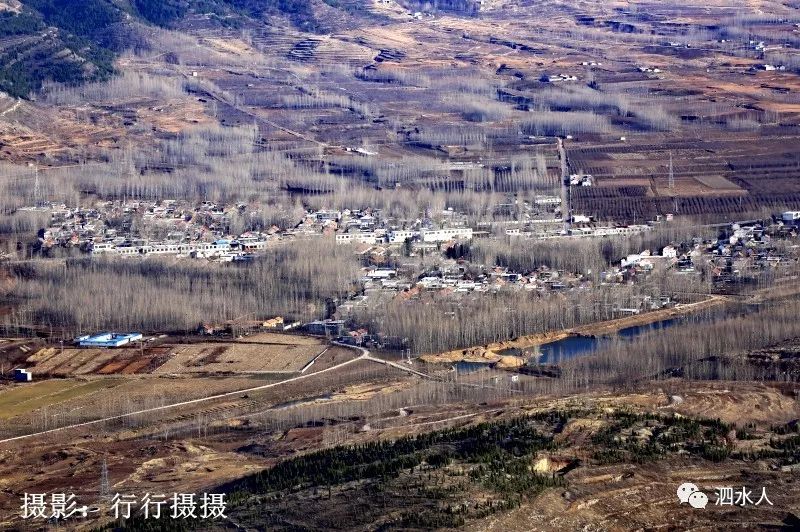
[388,230,416,243]
[420,228,473,243]
[782,211,800,223]
[335,232,380,245]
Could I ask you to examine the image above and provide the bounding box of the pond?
[499,317,684,364]
[454,361,491,374]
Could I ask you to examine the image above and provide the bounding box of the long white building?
[419,228,473,243]
[335,232,380,245]
[91,240,269,257]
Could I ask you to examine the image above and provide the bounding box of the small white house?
[621,250,651,268]
[782,211,800,223]
[13,368,32,382]
[367,268,397,280]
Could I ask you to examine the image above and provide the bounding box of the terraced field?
[24,332,329,377]
[568,133,800,221]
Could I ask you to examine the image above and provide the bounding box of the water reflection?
[499,318,683,364]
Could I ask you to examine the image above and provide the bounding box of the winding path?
[0,341,519,445]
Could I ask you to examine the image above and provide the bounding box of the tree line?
[3,239,360,335]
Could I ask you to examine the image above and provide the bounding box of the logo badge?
[677,483,708,509]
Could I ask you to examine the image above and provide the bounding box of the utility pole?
[100,458,110,502]
[558,138,571,233]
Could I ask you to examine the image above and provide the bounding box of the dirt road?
[0,348,370,445]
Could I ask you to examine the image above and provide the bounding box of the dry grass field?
[0,374,279,440]
[0,378,118,420]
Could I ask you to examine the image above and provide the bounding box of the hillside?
[1,1,800,530]
[0,0,379,97]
